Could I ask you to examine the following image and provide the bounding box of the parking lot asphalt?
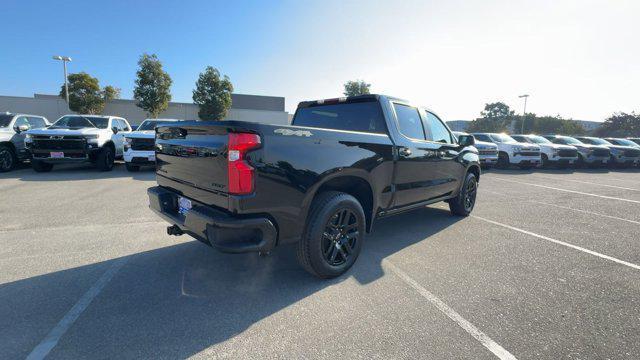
[1,163,639,359]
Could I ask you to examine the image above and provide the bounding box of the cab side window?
[14,116,29,129]
[119,119,130,131]
[393,103,425,140]
[474,134,491,142]
[28,117,47,129]
[424,112,453,144]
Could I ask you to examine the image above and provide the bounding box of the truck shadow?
[1,207,461,359]
[0,162,156,182]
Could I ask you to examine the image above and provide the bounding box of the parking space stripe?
[489,177,640,204]
[383,260,518,360]
[472,216,640,271]
[528,175,640,192]
[480,188,640,226]
[528,200,640,226]
[26,257,129,360]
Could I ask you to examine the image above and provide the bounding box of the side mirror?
[112,126,119,134]
[14,124,30,133]
[458,134,475,147]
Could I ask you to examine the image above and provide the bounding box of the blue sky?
[3,0,640,120]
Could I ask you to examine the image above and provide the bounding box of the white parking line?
[26,257,129,360]
[479,188,640,226]
[472,216,640,271]
[383,260,518,360]
[530,175,640,192]
[528,200,640,226]
[489,177,640,204]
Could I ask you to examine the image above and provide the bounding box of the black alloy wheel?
[321,208,360,266]
[463,175,477,213]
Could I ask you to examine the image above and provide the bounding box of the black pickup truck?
[148,95,480,278]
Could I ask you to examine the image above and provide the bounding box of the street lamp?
[519,94,529,133]
[52,55,72,109]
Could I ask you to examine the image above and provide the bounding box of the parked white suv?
[472,133,541,169]
[0,112,49,172]
[123,118,180,171]
[453,131,498,167]
[25,115,131,172]
[511,134,578,168]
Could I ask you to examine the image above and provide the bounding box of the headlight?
[124,137,132,150]
[512,146,522,152]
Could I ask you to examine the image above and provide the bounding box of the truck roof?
[297,94,410,109]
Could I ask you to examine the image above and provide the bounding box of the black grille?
[558,149,578,157]
[479,150,498,156]
[624,149,640,157]
[131,138,155,151]
[592,149,610,157]
[32,138,86,150]
[517,151,539,157]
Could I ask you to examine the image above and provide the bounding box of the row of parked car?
[454,131,640,169]
[0,112,181,172]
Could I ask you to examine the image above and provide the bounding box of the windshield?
[528,135,552,144]
[0,114,13,127]
[582,138,612,145]
[610,139,637,146]
[557,137,583,145]
[137,120,162,131]
[51,116,109,129]
[489,134,517,143]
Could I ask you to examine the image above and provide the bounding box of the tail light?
[228,132,261,195]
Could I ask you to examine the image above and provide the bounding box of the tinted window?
[293,101,387,134]
[510,135,526,142]
[425,112,452,144]
[0,114,13,127]
[393,103,425,140]
[119,119,131,131]
[28,117,46,129]
[138,120,160,131]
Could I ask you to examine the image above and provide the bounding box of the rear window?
[293,101,387,134]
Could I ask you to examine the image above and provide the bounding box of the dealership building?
[0,93,290,125]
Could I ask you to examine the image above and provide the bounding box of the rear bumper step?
[147,186,277,253]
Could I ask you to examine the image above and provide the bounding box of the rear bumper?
[147,186,277,253]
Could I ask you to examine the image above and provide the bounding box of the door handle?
[399,147,412,157]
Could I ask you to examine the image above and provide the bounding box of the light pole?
[52,55,72,109]
[519,94,529,133]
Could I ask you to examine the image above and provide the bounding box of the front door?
[391,103,457,208]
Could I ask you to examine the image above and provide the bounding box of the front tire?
[297,191,365,279]
[449,172,478,216]
[0,145,17,172]
[96,147,115,171]
[32,160,53,172]
[497,152,510,169]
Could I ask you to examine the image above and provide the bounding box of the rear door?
[390,102,457,208]
[12,116,29,158]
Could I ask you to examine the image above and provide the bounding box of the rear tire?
[32,160,53,172]
[0,145,17,172]
[541,154,550,168]
[297,191,365,279]
[125,163,140,172]
[96,147,115,171]
[449,172,478,216]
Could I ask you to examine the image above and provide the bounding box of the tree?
[512,114,586,135]
[59,72,116,114]
[466,102,515,132]
[594,112,640,137]
[103,86,121,101]
[192,66,233,120]
[343,80,371,97]
[133,53,172,118]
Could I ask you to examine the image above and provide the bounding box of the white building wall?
[0,94,290,125]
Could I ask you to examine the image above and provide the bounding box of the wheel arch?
[303,173,376,233]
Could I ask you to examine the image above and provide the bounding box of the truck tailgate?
[155,122,234,208]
